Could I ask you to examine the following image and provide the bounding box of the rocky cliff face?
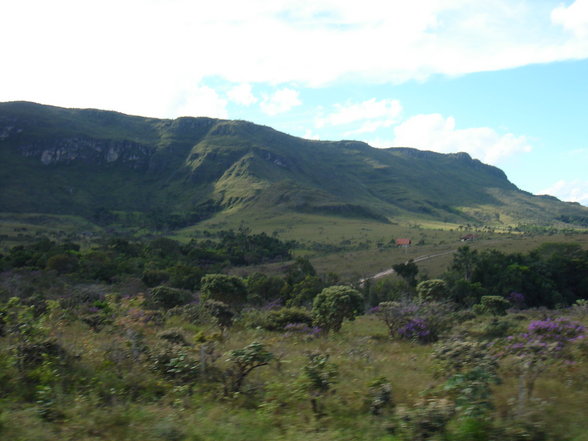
[16,137,153,169]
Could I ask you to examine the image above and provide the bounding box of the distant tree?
[168,264,204,291]
[80,250,118,281]
[199,274,248,309]
[286,256,316,285]
[142,269,170,287]
[286,275,324,307]
[448,278,486,306]
[46,253,79,275]
[452,246,478,282]
[150,286,193,309]
[245,272,285,305]
[367,277,414,307]
[312,286,364,333]
[417,279,448,302]
[392,260,419,287]
[146,237,182,260]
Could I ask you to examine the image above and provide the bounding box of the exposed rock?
[18,137,153,168]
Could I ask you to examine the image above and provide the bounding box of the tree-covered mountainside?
[1,101,587,229]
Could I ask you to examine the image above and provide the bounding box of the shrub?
[481,318,516,339]
[157,328,191,346]
[223,342,273,395]
[245,273,285,305]
[417,279,448,302]
[168,264,204,291]
[199,274,248,309]
[260,307,313,331]
[301,352,338,418]
[473,295,510,316]
[202,300,234,330]
[366,277,413,307]
[434,338,500,418]
[150,346,198,383]
[396,398,455,441]
[149,286,193,309]
[367,377,394,416]
[312,285,364,333]
[502,317,585,413]
[376,300,454,343]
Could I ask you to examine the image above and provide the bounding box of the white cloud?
[302,129,321,140]
[316,99,403,134]
[227,84,258,106]
[540,180,588,206]
[391,113,532,164]
[552,0,588,37]
[2,0,588,115]
[171,85,228,119]
[260,88,302,115]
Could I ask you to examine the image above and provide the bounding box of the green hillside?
[1,101,587,233]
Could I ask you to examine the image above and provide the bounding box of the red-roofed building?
[395,238,412,247]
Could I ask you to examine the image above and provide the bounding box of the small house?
[395,238,412,247]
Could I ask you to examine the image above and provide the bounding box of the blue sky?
[1,0,587,204]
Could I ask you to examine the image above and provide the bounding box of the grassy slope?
[3,101,588,226]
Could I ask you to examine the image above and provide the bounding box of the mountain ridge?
[1,101,587,230]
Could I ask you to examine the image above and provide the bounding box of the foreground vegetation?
[1,231,588,440]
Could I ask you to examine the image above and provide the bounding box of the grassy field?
[3,209,588,284]
[0,213,102,248]
[2,303,587,441]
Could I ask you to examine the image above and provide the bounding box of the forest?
[1,230,588,441]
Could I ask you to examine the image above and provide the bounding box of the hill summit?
[1,101,587,229]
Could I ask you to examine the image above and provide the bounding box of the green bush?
[149,286,193,309]
[259,307,313,331]
[202,300,234,329]
[223,342,273,395]
[417,279,449,302]
[200,274,248,308]
[481,318,516,339]
[312,285,364,333]
[149,342,200,384]
[474,295,510,316]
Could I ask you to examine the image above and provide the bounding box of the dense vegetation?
[1,230,588,440]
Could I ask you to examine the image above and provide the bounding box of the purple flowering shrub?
[398,318,431,341]
[377,300,454,343]
[501,317,585,413]
[505,318,585,359]
[526,318,585,344]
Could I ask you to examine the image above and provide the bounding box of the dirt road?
[360,249,457,284]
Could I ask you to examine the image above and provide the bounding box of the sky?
[1,0,588,205]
